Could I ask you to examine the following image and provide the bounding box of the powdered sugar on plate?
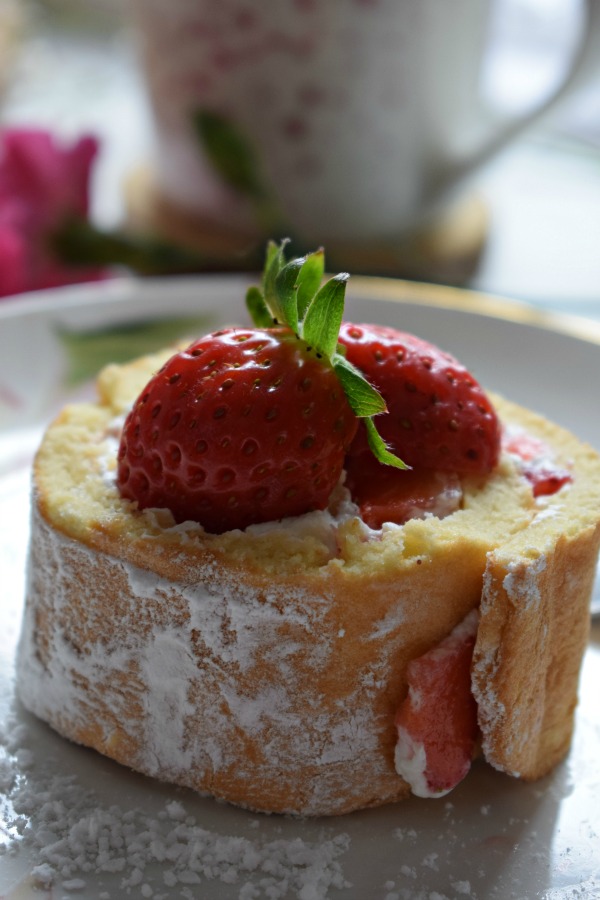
[0,707,351,899]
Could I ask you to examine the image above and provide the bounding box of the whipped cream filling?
[99,414,467,550]
[502,424,573,503]
[101,410,572,555]
[394,734,439,799]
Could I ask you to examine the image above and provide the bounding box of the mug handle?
[449,0,600,183]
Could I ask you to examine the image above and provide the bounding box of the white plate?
[1,275,599,900]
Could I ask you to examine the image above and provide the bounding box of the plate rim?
[1,273,600,348]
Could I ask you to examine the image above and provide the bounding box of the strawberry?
[117,242,405,533]
[117,327,358,533]
[502,431,572,497]
[339,323,501,475]
[394,610,480,798]
[345,451,462,530]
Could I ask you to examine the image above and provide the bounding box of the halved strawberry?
[394,610,479,797]
[344,450,462,530]
[339,323,501,475]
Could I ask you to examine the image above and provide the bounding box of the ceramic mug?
[128,0,600,248]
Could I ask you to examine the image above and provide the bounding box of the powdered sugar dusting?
[0,709,351,899]
[16,502,404,817]
[471,564,508,774]
[502,554,547,611]
[473,551,550,779]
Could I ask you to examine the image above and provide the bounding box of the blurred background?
[1,0,600,318]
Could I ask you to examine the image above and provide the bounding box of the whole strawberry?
[117,328,357,533]
[339,323,500,474]
[117,242,404,533]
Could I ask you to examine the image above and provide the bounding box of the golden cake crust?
[17,349,600,815]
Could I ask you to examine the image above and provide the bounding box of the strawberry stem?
[246,241,409,470]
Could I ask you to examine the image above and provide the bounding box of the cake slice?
[16,247,600,816]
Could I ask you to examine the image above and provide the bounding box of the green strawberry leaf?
[297,250,324,321]
[302,273,348,359]
[193,110,265,200]
[263,240,280,290]
[333,356,387,417]
[263,240,289,324]
[364,417,410,469]
[275,257,304,333]
[246,286,271,328]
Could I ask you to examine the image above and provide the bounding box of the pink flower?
[0,129,108,298]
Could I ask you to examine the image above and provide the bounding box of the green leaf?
[364,417,410,469]
[275,258,305,333]
[54,218,214,276]
[58,315,214,386]
[193,110,265,200]
[262,240,279,290]
[302,273,348,359]
[263,240,290,323]
[246,286,272,328]
[333,356,387,417]
[334,357,407,467]
[250,239,408,471]
[297,250,324,321]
